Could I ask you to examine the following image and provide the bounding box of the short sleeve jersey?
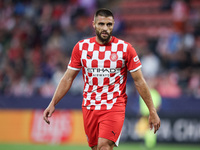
[68,36,142,110]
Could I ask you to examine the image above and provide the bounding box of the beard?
[95,29,112,44]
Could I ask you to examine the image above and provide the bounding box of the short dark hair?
[94,8,114,19]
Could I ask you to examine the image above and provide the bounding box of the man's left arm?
[130,69,161,134]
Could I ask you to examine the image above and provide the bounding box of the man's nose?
[102,25,108,31]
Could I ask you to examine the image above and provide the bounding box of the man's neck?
[96,36,112,45]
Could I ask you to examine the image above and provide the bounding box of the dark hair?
[94,8,114,19]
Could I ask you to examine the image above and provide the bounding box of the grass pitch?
[0,143,200,150]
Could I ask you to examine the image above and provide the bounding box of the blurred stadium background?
[0,0,200,149]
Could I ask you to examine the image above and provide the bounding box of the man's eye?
[99,23,104,26]
[107,23,112,26]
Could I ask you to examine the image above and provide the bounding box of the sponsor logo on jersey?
[133,56,139,62]
[87,68,120,77]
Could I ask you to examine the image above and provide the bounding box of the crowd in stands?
[0,0,199,99]
[134,0,200,98]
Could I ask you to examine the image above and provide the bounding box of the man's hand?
[149,111,161,134]
[43,105,55,124]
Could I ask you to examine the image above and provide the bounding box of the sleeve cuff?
[68,66,81,71]
[129,65,142,72]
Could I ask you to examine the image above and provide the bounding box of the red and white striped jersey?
[68,36,142,110]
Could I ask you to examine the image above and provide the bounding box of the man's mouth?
[101,32,108,37]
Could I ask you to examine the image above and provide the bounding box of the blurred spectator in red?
[157,71,182,98]
[188,70,200,98]
[172,0,190,32]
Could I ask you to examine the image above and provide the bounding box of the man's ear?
[92,21,95,29]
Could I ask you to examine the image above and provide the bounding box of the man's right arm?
[43,68,80,124]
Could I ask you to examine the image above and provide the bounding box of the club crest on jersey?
[110,53,118,62]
